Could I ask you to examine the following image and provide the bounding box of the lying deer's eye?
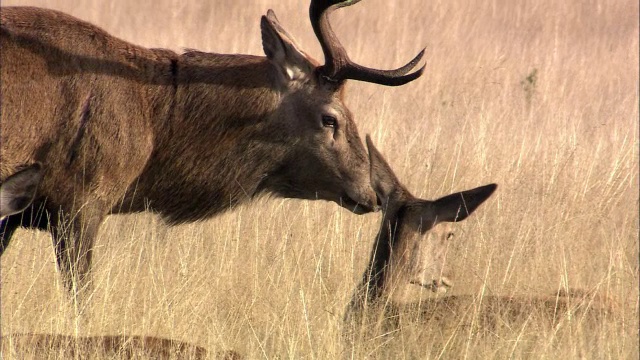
[446,232,455,240]
[322,115,337,128]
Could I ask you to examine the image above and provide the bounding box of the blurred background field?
[1,0,638,358]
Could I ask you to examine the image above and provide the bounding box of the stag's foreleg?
[0,220,20,256]
[50,200,106,300]
[0,201,50,256]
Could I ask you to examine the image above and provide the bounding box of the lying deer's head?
[358,137,496,304]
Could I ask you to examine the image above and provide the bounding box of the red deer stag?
[0,1,424,295]
[0,163,42,220]
[346,136,497,321]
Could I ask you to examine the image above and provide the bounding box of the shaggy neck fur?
[130,52,289,224]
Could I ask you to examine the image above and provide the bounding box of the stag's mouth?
[410,277,454,293]
[339,195,379,214]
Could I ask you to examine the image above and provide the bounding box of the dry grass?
[1,0,638,358]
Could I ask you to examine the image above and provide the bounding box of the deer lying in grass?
[380,288,616,337]
[346,136,497,322]
[1,334,244,360]
[343,140,612,333]
[0,163,42,220]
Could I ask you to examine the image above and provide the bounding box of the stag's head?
[0,163,42,220]
[366,137,496,296]
[259,0,424,214]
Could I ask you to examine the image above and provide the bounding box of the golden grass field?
[1,0,638,358]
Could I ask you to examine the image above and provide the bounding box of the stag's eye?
[321,115,337,128]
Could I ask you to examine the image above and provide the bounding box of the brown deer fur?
[1,334,211,359]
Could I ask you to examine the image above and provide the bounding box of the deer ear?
[0,163,42,218]
[431,184,497,223]
[366,135,402,205]
[261,10,315,87]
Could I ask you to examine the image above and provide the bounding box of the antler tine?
[341,49,426,86]
[309,0,425,86]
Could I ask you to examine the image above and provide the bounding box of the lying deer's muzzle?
[411,277,454,293]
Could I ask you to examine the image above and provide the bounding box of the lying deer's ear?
[366,135,402,205]
[432,184,497,223]
[261,10,316,87]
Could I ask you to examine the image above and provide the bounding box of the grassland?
[1,0,638,358]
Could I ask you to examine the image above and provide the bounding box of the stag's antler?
[309,0,425,86]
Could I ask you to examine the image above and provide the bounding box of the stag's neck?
[136,52,286,224]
